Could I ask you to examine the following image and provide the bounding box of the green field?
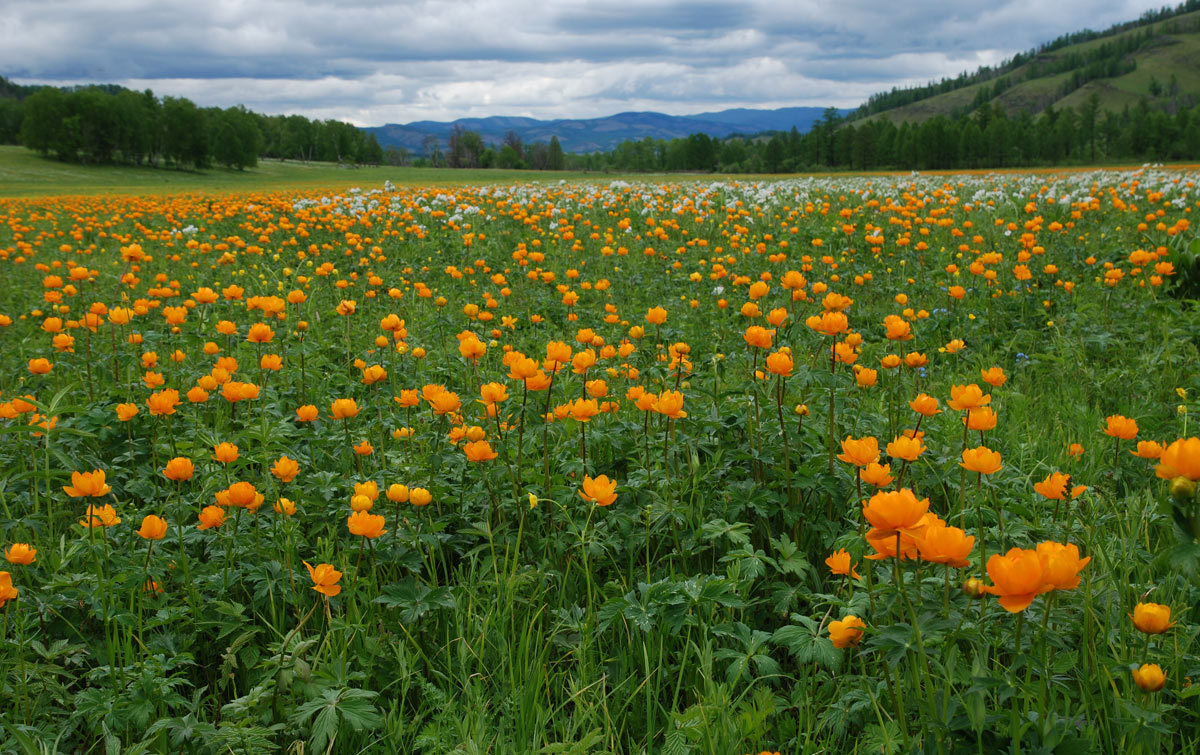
[0,145,601,198]
[0,160,1199,754]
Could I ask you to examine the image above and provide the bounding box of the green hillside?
[862,8,1200,125]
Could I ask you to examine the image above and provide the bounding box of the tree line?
[566,98,1200,174]
[0,80,384,170]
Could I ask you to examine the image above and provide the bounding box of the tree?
[763,136,785,173]
[212,106,262,170]
[162,97,209,169]
[547,135,565,170]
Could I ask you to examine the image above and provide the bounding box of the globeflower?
[1103,415,1138,440]
[304,561,342,597]
[1132,664,1166,692]
[579,475,618,506]
[136,515,169,540]
[982,547,1052,612]
[271,456,300,483]
[861,488,929,536]
[347,511,387,539]
[825,549,860,579]
[828,616,866,648]
[838,436,880,467]
[80,504,121,528]
[1131,602,1174,634]
[961,446,1002,475]
[4,543,36,565]
[197,506,226,530]
[64,470,112,498]
[1156,437,1200,481]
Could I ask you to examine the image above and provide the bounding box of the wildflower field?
[1,167,1199,754]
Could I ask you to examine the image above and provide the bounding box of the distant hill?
[858,5,1200,125]
[364,107,849,154]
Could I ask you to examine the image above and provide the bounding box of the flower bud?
[1169,476,1196,502]
[962,577,986,598]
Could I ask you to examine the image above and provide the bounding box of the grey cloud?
[0,0,1171,124]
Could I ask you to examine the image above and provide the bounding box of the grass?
[0,168,1198,753]
[0,145,601,198]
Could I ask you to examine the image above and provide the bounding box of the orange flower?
[1036,541,1089,590]
[116,403,139,421]
[162,457,194,482]
[274,498,297,516]
[859,462,894,487]
[947,384,990,412]
[64,469,112,498]
[828,616,866,648]
[883,314,912,341]
[1156,437,1200,481]
[353,440,374,456]
[655,390,687,419]
[28,358,52,375]
[903,352,928,369]
[838,436,880,467]
[197,505,226,530]
[645,306,667,325]
[1131,602,1174,634]
[347,511,387,539]
[917,523,975,567]
[386,483,410,503]
[854,366,878,388]
[4,543,36,565]
[909,393,941,416]
[1068,443,1085,458]
[961,446,1002,475]
[331,398,360,419]
[458,336,486,360]
[806,311,849,337]
[546,341,572,364]
[212,442,239,463]
[0,572,18,608]
[1131,441,1163,459]
[296,404,319,422]
[410,487,433,506]
[246,323,274,343]
[1103,415,1138,440]
[743,325,774,349]
[964,406,997,432]
[146,388,181,416]
[825,549,861,579]
[79,503,121,528]
[429,391,462,416]
[271,456,300,483]
[226,481,260,509]
[579,474,618,506]
[1034,472,1071,500]
[361,364,387,385]
[765,351,793,376]
[1132,663,1166,692]
[982,547,1052,612]
[479,382,509,405]
[463,440,498,462]
[861,488,930,536]
[136,515,168,540]
[886,435,925,462]
[304,561,342,597]
[980,367,1007,386]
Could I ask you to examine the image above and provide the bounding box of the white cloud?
[1,0,1172,123]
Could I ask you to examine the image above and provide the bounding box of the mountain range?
[364,107,850,154]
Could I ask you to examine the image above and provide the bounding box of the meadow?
[0,166,1198,754]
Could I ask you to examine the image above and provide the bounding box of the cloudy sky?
[1,0,1168,125]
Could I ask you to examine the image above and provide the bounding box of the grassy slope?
[866,11,1200,124]
[0,145,600,198]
